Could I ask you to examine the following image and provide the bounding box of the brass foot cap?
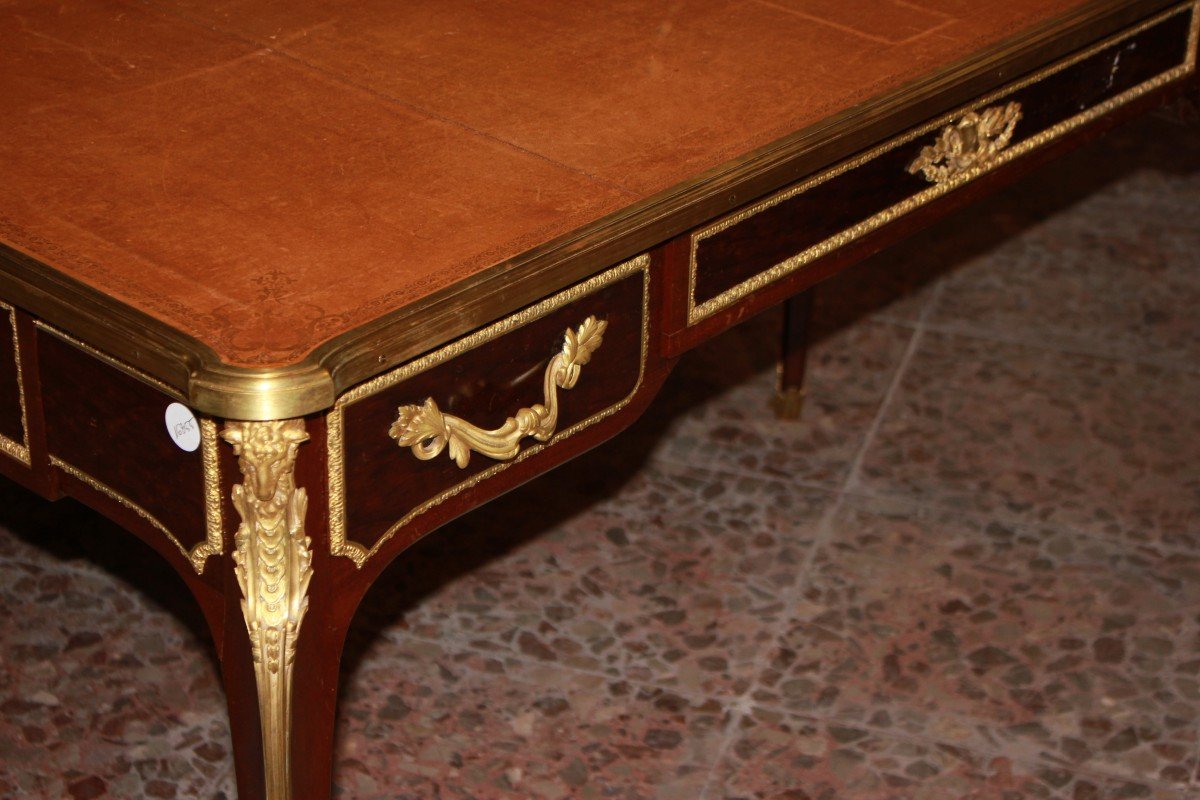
[772,387,806,421]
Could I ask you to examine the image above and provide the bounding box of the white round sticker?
[164,402,201,452]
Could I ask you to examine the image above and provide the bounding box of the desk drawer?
[327,255,651,567]
[687,3,1198,324]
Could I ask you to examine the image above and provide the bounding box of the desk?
[1,1,1197,798]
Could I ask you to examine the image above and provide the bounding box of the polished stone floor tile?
[335,638,723,800]
[855,331,1200,550]
[926,114,1200,369]
[0,486,232,799]
[708,706,1193,800]
[365,460,833,699]
[753,498,1200,787]
[648,313,914,487]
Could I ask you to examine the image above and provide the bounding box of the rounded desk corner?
[188,361,337,421]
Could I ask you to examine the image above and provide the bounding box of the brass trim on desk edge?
[327,255,651,568]
[0,0,1183,421]
[686,0,1200,325]
[38,322,225,574]
[0,301,30,465]
[196,418,227,572]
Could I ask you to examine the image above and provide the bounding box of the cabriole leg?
[221,419,312,800]
[218,416,366,800]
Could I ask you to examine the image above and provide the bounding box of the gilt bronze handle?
[907,102,1022,184]
[389,316,606,468]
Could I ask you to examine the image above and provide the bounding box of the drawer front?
[328,255,650,567]
[37,324,224,573]
[0,301,28,465]
[688,2,1198,324]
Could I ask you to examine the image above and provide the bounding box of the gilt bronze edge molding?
[0,301,30,466]
[0,249,338,421]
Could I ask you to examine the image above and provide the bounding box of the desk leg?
[774,291,813,420]
[219,419,354,800]
[220,419,311,800]
[216,417,367,796]
[219,550,358,800]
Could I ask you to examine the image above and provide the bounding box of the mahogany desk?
[1,1,1197,797]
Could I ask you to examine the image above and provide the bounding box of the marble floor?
[2,106,1199,799]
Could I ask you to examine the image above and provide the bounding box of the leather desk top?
[0,0,1100,373]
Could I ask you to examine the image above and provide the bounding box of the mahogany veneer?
[38,327,219,568]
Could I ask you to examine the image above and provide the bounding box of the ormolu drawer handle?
[389,316,607,468]
[907,101,1022,184]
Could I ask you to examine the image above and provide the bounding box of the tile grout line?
[835,480,1200,559]
[1190,727,1200,792]
[643,443,1200,568]
[394,629,1195,797]
[628,307,1198,556]
[733,277,1200,795]
[871,314,1200,377]
[643,316,938,501]
[645,449,844,496]
[395,594,1199,797]
[696,284,940,798]
[669,273,1197,795]
[839,280,941,498]
[371,627,760,795]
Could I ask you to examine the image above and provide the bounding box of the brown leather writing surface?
[0,0,1102,369]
